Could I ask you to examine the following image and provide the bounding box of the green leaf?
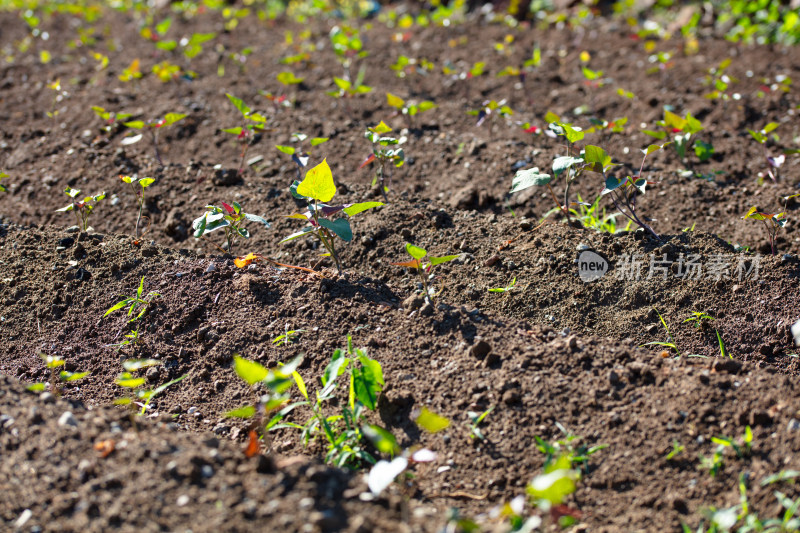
[225,405,256,418]
[429,254,459,266]
[406,243,427,260]
[60,371,89,382]
[277,71,304,85]
[26,383,46,392]
[310,137,329,146]
[342,202,383,217]
[601,175,624,195]
[233,355,268,385]
[642,129,666,140]
[319,217,352,242]
[333,77,350,90]
[763,122,779,134]
[139,178,155,188]
[223,127,244,136]
[510,167,552,193]
[104,299,131,317]
[544,111,560,124]
[527,468,577,505]
[124,120,145,129]
[552,156,584,178]
[297,159,336,202]
[122,359,161,371]
[162,113,186,126]
[562,123,584,144]
[226,93,250,116]
[275,145,295,155]
[116,377,146,388]
[352,356,383,410]
[363,424,400,455]
[416,407,450,433]
[322,349,349,386]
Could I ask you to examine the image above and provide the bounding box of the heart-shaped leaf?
[510,167,552,193]
[319,217,352,242]
[297,159,336,203]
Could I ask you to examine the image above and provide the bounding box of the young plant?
[666,441,685,461]
[385,93,436,127]
[104,276,160,322]
[488,277,517,293]
[275,132,329,179]
[268,338,388,468]
[392,243,458,305]
[56,186,106,232]
[684,311,715,330]
[568,194,630,233]
[192,201,270,255]
[222,93,268,175]
[281,159,382,273]
[742,206,786,256]
[123,112,187,167]
[26,352,89,396]
[329,25,367,81]
[467,406,494,440]
[0,171,8,192]
[327,68,373,99]
[360,121,405,201]
[468,99,513,128]
[642,110,706,167]
[642,308,680,356]
[748,122,784,182]
[120,175,154,239]
[534,422,607,475]
[273,326,304,347]
[114,358,186,417]
[91,106,132,135]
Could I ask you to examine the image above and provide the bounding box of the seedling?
[666,441,685,461]
[642,308,680,356]
[91,106,132,134]
[46,79,67,119]
[534,422,607,474]
[222,93,268,175]
[118,59,142,82]
[282,159,383,273]
[567,194,630,233]
[327,68,373,99]
[151,60,183,82]
[329,25,367,81]
[488,277,516,293]
[390,55,434,78]
[712,426,753,459]
[275,132,329,179]
[114,358,186,417]
[273,326,304,346]
[104,276,159,322]
[0,172,9,192]
[56,186,106,232]
[468,99,513,128]
[120,175,154,240]
[385,93,436,127]
[361,121,405,201]
[192,201,270,255]
[748,122,783,182]
[26,352,89,396]
[123,112,187,167]
[642,110,706,167]
[703,58,737,101]
[467,406,494,440]
[107,327,143,351]
[743,206,786,256]
[268,338,388,468]
[392,243,458,305]
[684,311,714,330]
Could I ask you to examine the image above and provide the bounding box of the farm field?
[2,1,800,531]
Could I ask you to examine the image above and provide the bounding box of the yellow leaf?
[416,407,450,433]
[386,93,405,109]
[234,253,261,268]
[297,159,336,203]
[369,120,392,134]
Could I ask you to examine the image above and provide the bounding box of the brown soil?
[2,3,800,532]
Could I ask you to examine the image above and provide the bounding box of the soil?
[2,3,800,532]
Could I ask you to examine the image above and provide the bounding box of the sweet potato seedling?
[328,69,373,99]
[282,159,383,273]
[684,311,714,330]
[385,93,436,128]
[26,352,89,396]
[123,112,186,167]
[392,243,458,304]
[192,201,270,255]
[91,106,132,134]
[748,122,784,182]
[275,132,329,179]
[120,175,154,240]
[223,93,268,175]
[114,358,186,417]
[0,171,9,192]
[56,186,106,232]
[468,99,513,128]
[743,206,786,256]
[361,121,405,201]
[642,109,707,167]
[329,25,367,81]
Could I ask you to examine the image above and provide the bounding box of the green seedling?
[114,358,186,416]
[192,201,270,255]
[0,171,9,192]
[46,79,67,119]
[123,112,186,167]
[684,311,715,330]
[646,51,674,76]
[56,186,106,232]
[392,243,458,305]
[598,143,668,240]
[703,58,737,101]
[276,70,304,86]
[26,352,89,396]
[534,422,607,475]
[120,175,154,240]
[107,327,143,351]
[269,337,388,468]
[140,17,175,50]
[152,60,182,82]
[328,69,373,99]
[716,330,731,359]
[743,206,786,256]
[489,277,516,293]
[567,194,630,234]
[666,441,685,461]
[275,132,329,179]
[329,25,367,81]
[761,470,800,486]
[711,426,753,459]
[360,121,405,201]
[699,447,725,478]
[467,406,494,440]
[272,326,304,346]
[390,55,434,78]
[222,93,268,175]
[527,454,581,528]
[586,116,628,135]
[282,159,382,273]
[105,276,159,322]
[386,93,436,127]
[91,106,132,134]
[468,99,513,128]
[181,31,216,60]
[748,122,784,182]
[642,109,706,166]
[225,354,303,452]
[643,307,680,356]
[118,59,142,82]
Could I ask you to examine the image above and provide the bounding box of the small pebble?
[58,411,78,427]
